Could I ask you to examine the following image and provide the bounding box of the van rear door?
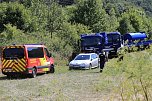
[2,46,26,73]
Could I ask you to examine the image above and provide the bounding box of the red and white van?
[1,44,54,78]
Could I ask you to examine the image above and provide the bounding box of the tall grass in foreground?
[96,48,152,101]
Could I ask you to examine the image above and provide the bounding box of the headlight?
[69,63,73,67]
[80,63,85,67]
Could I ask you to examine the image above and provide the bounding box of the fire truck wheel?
[47,65,55,73]
[6,75,11,79]
[31,68,37,78]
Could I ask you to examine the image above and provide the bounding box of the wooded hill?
[0,0,152,63]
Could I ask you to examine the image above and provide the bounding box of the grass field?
[0,48,152,101]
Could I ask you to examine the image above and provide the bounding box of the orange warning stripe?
[2,60,10,68]
[2,59,26,72]
[1,45,26,72]
[14,64,23,72]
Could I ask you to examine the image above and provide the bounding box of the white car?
[69,53,99,70]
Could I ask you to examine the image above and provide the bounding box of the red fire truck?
[1,44,54,78]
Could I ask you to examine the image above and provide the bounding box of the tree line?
[0,0,152,59]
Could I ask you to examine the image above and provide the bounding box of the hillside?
[103,0,152,17]
[0,0,152,16]
[127,0,152,16]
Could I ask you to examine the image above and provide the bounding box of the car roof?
[78,53,97,55]
[3,44,46,48]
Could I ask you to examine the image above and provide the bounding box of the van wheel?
[31,68,36,78]
[47,65,55,73]
[48,65,55,73]
[6,75,11,79]
[50,65,55,73]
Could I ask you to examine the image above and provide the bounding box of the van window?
[3,48,24,59]
[27,47,44,58]
[44,48,50,57]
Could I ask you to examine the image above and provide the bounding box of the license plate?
[74,65,79,67]
[5,68,12,71]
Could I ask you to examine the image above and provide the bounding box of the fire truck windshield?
[81,36,102,46]
[107,34,120,43]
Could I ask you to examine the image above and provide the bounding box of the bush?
[102,49,152,100]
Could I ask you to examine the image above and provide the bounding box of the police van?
[1,44,54,78]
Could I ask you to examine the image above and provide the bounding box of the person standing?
[99,53,106,72]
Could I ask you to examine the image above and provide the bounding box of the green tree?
[118,15,135,34]
[46,1,66,38]
[118,7,148,34]
[29,0,48,32]
[58,22,90,51]
[128,8,145,32]
[92,11,109,32]
[108,8,119,31]
[73,0,104,30]
[0,2,38,33]
[0,24,36,46]
[144,17,152,32]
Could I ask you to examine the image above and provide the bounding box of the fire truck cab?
[1,44,54,78]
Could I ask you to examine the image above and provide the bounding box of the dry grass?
[0,67,111,101]
[0,47,152,101]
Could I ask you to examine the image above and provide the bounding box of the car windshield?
[74,55,90,60]
[81,36,101,46]
[3,48,24,59]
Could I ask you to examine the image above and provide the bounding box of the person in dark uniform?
[99,53,106,72]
